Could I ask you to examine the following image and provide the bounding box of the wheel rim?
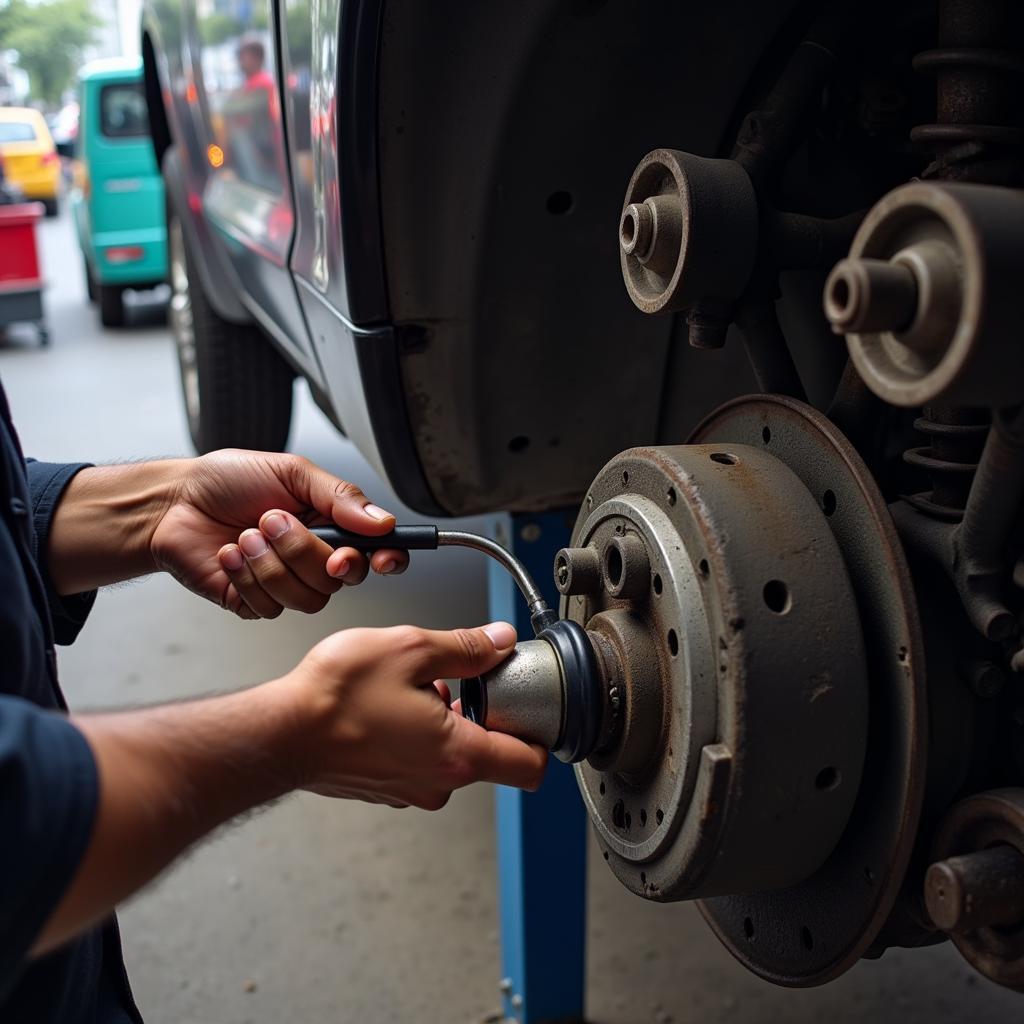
[168,217,200,430]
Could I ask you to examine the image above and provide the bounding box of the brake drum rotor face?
[689,396,927,986]
[567,437,870,907]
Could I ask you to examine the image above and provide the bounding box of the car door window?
[200,18,287,198]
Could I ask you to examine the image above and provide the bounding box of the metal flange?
[825,182,1024,407]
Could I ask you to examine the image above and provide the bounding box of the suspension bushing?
[824,182,1024,407]
[619,149,758,321]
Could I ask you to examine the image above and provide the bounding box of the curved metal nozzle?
[438,530,557,634]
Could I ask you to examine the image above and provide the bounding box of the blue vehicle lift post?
[487,511,588,1024]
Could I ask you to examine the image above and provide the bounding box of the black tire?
[98,284,125,327]
[167,208,293,453]
[43,198,58,218]
[84,257,97,303]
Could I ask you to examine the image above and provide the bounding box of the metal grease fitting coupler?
[311,526,608,762]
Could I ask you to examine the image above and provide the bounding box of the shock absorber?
[911,0,1024,186]
[900,0,1024,518]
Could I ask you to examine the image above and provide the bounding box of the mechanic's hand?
[150,449,410,619]
[279,621,548,808]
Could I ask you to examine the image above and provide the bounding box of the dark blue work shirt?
[0,380,141,1023]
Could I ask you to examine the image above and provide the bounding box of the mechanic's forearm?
[33,677,308,956]
[48,461,187,594]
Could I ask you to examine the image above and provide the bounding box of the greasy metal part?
[825,358,885,462]
[733,301,806,400]
[964,659,1005,698]
[553,546,602,597]
[436,530,557,634]
[912,0,1024,185]
[928,789,1024,990]
[729,4,844,189]
[957,404,1024,633]
[618,149,757,320]
[584,610,660,776]
[761,209,866,271]
[891,404,1024,642]
[903,408,989,521]
[601,533,650,602]
[687,396,926,987]
[826,241,961,350]
[569,435,869,907]
[461,619,607,764]
[824,257,919,334]
[925,845,1024,934]
[827,181,1024,407]
[616,6,858,375]
[461,640,564,750]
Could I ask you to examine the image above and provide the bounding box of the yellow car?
[0,107,61,216]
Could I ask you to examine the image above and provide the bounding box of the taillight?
[42,152,58,166]
[105,246,144,264]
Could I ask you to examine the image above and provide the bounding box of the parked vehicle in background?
[0,107,60,217]
[49,101,80,159]
[71,58,167,328]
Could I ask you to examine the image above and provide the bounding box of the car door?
[191,0,323,386]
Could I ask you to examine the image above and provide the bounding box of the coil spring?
[910,6,1024,183]
[903,412,989,522]
[900,3,1024,517]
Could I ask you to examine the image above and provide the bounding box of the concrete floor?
[0,210,1020,1023]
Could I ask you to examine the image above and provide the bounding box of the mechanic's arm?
[34,622,545,956]
[44,450,411,617]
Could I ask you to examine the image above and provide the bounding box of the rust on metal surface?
[689,395,927,987]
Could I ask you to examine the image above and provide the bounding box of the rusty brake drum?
[564,396,926,985]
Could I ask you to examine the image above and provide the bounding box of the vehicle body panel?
[140,0,799,518]
[72,59,167,287]
[0,108,60,202]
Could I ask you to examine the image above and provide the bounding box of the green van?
[72,57,167,327]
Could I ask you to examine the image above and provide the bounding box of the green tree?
[198,12,243,47]
[0,0,99,107]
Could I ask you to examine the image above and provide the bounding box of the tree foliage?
[198,12,243,47]
[0,0,100,107]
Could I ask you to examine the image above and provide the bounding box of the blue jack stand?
[487,511,587,1024]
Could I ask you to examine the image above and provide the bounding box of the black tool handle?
[310,524,439,552]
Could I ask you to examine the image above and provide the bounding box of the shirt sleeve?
[0,695,98,1002]
[24,461,97,646]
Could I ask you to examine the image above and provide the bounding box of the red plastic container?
[0,202,48,344]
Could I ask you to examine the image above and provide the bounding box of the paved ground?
[0,210,1020,1023]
